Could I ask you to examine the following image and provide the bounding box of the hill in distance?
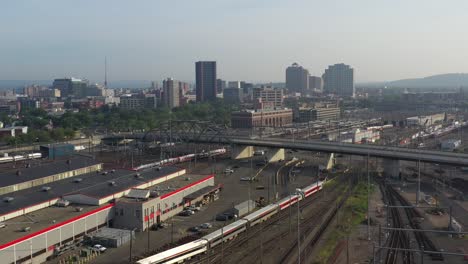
[383,73,468,89]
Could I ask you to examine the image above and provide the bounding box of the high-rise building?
[252,86,284,109]
[227,81,242,89]
[216,79,226,94]
[162,78,180,109]
[223,87,242,104]
[53,78,89,98]
[286,63,309,94]
[120,94,157,110]
[195,61,217,102]
[308,76,323,92]
[322,63,355,97]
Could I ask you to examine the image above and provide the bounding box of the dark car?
[215,214,229,221]
[188,226,201,232]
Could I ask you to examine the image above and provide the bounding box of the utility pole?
[147,220,150,253]
[129,229,133,263]
[417,159,421,206]
[367,152,371,240]
[297,196,301,264]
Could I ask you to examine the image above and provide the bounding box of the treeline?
[0,100,238,145]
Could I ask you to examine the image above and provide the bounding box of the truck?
[254,150,265,156]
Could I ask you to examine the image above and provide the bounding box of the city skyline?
[2,0,468,82]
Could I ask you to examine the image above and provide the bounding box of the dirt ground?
[326,182,383,264]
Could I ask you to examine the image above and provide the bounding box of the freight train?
[0,153,42,164]
[133,148,227,171]
[137,180,324,264]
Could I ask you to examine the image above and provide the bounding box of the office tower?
[195,61,217,102]
[322,63,355,97]
[53,78,88,98]
[216,79,226,94]
[308,76,323,92]
[286,63,309,94]
[227,81,242,89]
[162,78,180,109]
[252,86,284,109]
[223,87,242,104]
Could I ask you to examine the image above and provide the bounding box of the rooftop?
[0,156,100,188]
[68,166,182,199]
[0,204,100,248]
[0,166,182,216]
[118,173,213,203]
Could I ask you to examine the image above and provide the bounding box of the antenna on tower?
[104,56,108,88]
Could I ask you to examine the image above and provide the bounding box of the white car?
[224,168,234,174]
[200,223,212,229]
[240,177,252,181]
[185,205,201,212]
[93,244,107,252]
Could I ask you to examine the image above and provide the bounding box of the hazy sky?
[1,0,468,83]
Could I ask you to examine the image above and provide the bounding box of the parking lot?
[80,152,322,264]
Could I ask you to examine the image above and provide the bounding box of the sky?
[1,0,468,83]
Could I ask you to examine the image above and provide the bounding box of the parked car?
[179,210,194,216]
[224,168,234,174]
[200,223,212,229]
[233,165,240,169]
[184,205,201,212]
[93,244,107,252]
[157,222,169,229]
[215,214,229,221]
[188,226,201,232]
[240,177,252,181]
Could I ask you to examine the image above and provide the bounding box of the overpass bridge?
[103,133,468,167]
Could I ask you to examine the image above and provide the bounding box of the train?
[136,180,324,264]
[133,148,227,171]
[0,153,42,164]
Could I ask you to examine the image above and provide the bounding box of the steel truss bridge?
[103,120,468,167]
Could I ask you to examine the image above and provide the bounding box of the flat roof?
[68,166,182,199]
[0,166,182,216]
[0,204,100,247]
[184,185,220,200]
[118,173,213,203]
[0,156,101,188]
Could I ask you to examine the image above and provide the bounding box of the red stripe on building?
[0,203,114,250]
[160,175,214,200]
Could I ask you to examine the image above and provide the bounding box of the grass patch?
[314,181,375,264]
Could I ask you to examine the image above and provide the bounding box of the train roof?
[202,219,248,242]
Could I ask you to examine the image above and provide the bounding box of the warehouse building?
[231,109,293,129]
[0,167,184,222]
[0,156,102,196]
[0,166,199,264]
[296,107,340,122]
[113,174,217,231]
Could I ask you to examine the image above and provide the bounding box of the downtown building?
[286,63,309,94]
[322,63,355,97]
[162,78,180,109]
[252,86,284,109]
[196,61,217,102]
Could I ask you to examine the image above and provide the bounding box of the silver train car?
[137,180,324,264]
[133,148,226,171]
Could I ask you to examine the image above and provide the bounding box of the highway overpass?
[103,134,468,167]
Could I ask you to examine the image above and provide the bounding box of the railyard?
[0,130,467,264]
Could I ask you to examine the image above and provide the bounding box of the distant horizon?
[2,72,468,85]
[2,1,468,82]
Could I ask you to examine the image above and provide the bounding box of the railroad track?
[382,184,413,264]
[388,186,444,261]
[379,181,444,264]
[280,174,358,264]
[188,174,348,264]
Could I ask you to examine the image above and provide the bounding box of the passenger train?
[0,152,42,164]
[133,148,227,171]
[137,180,324,264]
